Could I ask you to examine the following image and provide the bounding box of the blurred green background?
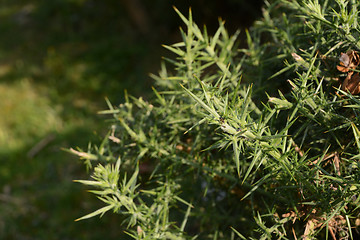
[0,0,262,239]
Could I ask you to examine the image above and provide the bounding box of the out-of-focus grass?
[0,1,155,239]
[0,0,262,239]
[0,80,59,153]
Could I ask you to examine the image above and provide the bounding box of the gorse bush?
[71,0,360,239]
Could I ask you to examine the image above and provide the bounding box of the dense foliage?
[73,0,360,239]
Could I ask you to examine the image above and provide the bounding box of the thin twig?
[27,133,56,158]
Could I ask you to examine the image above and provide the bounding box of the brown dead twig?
[280,208,349,240]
